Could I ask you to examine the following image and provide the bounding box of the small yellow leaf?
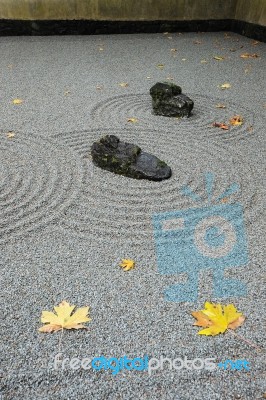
[213,56,225,61]
[215,103,226,109]
[7,131,15,138]
[229,115,243,126]
[120,259,135,271]
[12,99,23,105]
[219,83,231,89]
[119,83,129,87]
[157,64,164,69]
[39,301,91,333]
[127,118,138,123]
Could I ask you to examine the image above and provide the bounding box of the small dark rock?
[150,82,194,117]
[91,135,171,181]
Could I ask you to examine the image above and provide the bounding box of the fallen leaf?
[171,48,177,52]
[201,60,208,63]
[7,131,15,138]
[215,103,226,109]
[220,197,229,203]
[192,302,245,336]
[119,82,129,87]
[240,53,259,59]
[120,259,135,271]
[12,99,23,105]
[39,301,91,333]
[213,56,225,61]
[127,118,138,123]
[229,115,243,126]
[212,122,229,130]
[157,64,164,69]
[219,83,231,89]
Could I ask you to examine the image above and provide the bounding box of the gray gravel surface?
[0,32,265,400]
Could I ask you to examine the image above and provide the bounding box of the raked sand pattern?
[91,93,259,141]
[54,127,263,245]
[0,132,83,244]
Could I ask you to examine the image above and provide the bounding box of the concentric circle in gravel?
[91,93,259,141]
[0,132,83,243]
[53,128,262,244]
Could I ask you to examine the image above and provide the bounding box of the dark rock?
[91,135,171,181]
[150,82,194,117]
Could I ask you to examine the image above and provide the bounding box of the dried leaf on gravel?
[219,83,231,89]
[120,259,135,271]
[12,99,23,105]
[192,302,245,336]
[171,48,177,52]
[7,131,15,138]
[229,115,243,126]
[39,301,91,333]
[201,60,208,63]
[157,64,164,69]
[240,53,259,59]
[212,122,229,130]
[119,83,129,87]
[215,103,226,109]
[213,56,225,61]
[127,118,138,123]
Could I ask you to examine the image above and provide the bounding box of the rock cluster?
[150,82,194,117]
[91,135,171,181]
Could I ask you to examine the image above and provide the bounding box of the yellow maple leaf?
[119,82,129,87]
[120,259,135,271]
[229,115,243,126]
[39,300,91,333]
[219,83,231,89]
[12,99,23,105]
[192,302,245,336]
[127,117,138,123]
